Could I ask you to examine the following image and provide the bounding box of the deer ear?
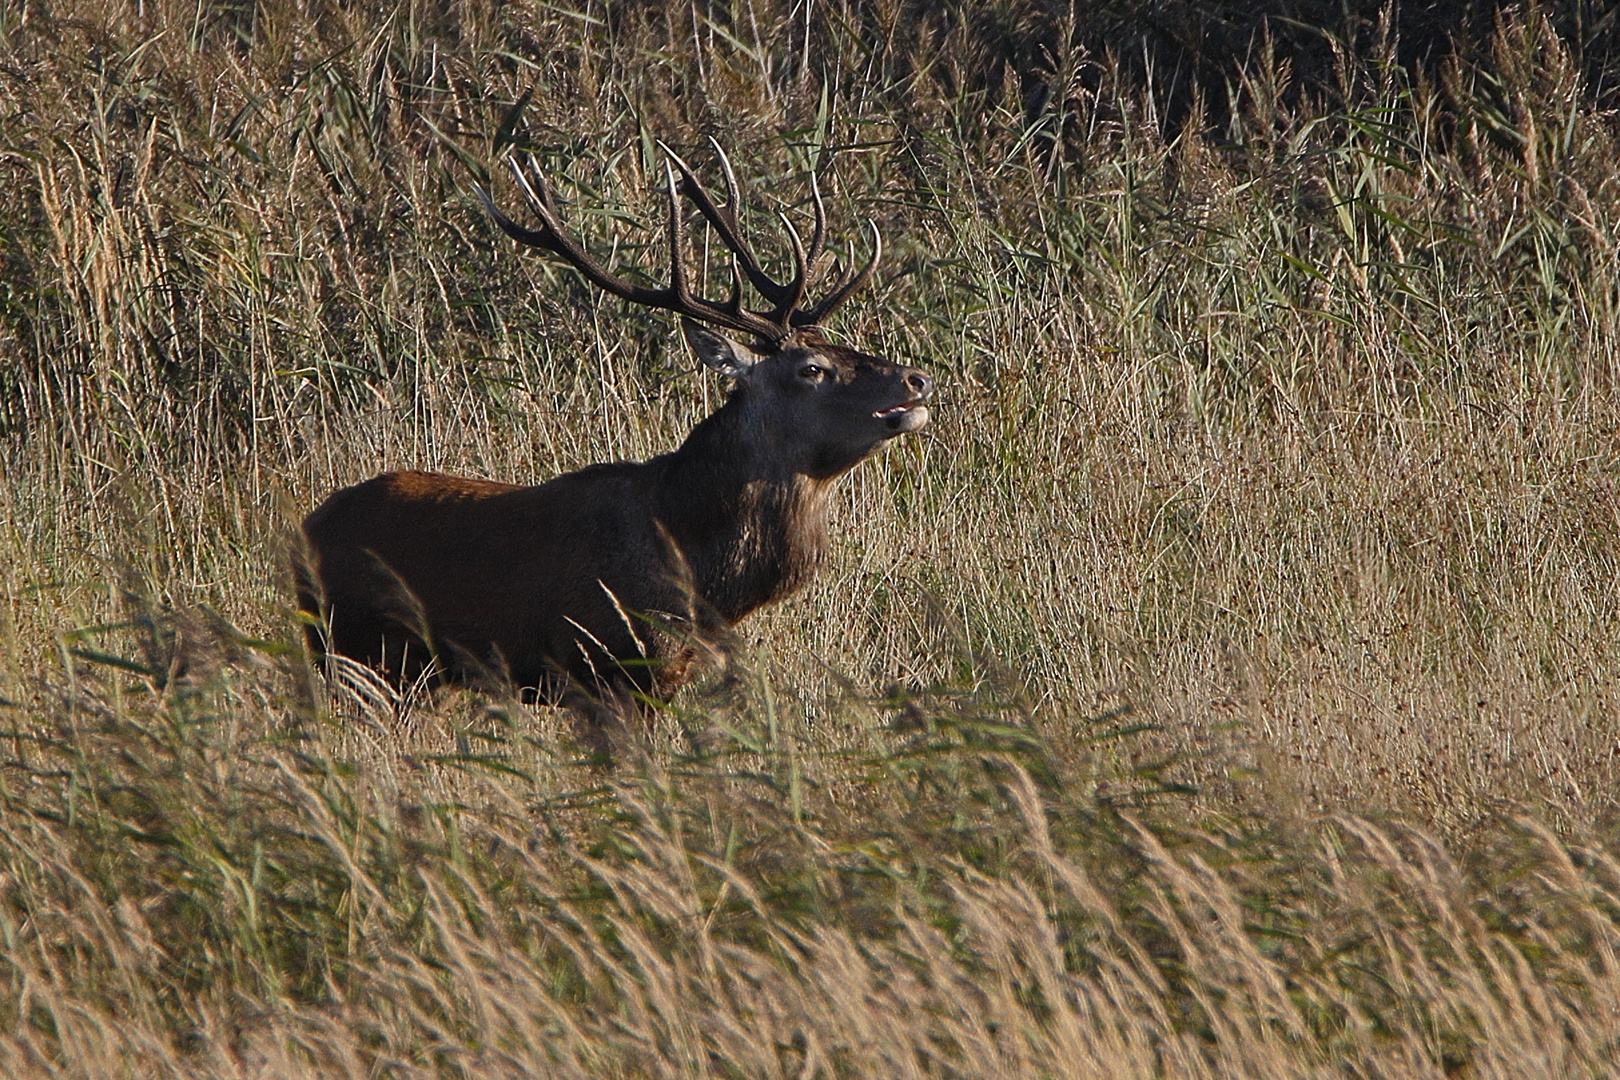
[682,319,762,377]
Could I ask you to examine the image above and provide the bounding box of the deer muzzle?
[875,400,930,433]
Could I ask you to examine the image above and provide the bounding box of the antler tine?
[490,156,663,308]
[482,148,856,343]
[662,148,798,340]
[513,156,558,222]
[775,212,811,326]
[708,136,741,212]
[510,156,583,259]
[703,139,759,294]
[806,171,828,283]
[660,139,791,306]
[474,167,569,260]
[658,149,786,339]
[704,139,767,317]
[799,220,882,327]
[473,180,529,241]
[662,157,690,305]
[724,261,745,317]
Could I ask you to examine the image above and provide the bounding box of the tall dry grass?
[3,0,1620,1074]
[5,628,1620,1078]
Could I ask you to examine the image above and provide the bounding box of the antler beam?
[474,144,880,342]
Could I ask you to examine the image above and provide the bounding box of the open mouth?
[874,400,930,432]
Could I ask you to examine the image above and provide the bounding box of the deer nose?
[905,370,934,399]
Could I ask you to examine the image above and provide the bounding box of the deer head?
[473,139,932,478]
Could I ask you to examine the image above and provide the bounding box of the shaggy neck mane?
[653,391,833,626]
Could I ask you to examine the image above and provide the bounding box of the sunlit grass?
[3,0,1620,1075]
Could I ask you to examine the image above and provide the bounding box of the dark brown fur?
[298,327,932,745]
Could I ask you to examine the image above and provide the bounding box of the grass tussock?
[4,0,1620,1074]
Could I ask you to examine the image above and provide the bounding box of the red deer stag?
[298,143,932,751]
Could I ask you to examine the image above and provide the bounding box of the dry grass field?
[4,0,1620,1075]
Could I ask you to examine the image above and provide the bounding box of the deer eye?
[798,364,828,382]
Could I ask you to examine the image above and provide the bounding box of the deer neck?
[655,400,834,626]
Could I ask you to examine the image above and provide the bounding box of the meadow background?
[4,0,1620,1075]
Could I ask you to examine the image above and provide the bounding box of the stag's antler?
[474,142,880,343]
